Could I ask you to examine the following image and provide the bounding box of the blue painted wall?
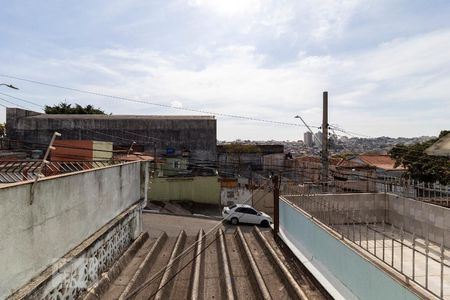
[279,199,421,300]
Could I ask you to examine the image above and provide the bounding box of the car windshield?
[229,204,237,209]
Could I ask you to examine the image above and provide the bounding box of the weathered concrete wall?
[252,188,274,215]
[6,108,217,161]
[387,194,450,248]
[149,176,220,204]
[285,193,387,225]
[221,187,252,206]
[284,192,450,248]
[0,161,147,299]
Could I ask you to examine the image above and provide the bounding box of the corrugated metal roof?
[0,160,126,184]
[337,154,405,171]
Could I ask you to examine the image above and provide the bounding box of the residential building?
[304,131,313,147]
[425,132,450,157]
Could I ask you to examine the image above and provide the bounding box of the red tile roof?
[358,155,405,171]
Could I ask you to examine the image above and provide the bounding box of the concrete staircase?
[82,227,328,300]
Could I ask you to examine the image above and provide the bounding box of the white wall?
[0,161,146,299]
[221,187,252,206]
[387,194,450,247]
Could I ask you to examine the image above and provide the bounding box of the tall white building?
[304,131,313,147]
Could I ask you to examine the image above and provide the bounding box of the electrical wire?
[124,183,272,299]
[0,92,44,109]
[0,74,320,128]
[0,97,28,110]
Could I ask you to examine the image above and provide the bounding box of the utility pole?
[30,131,61,205]
[321,91,329,192]
[273,174,280,236]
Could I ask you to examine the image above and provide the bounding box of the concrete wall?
[284,192,450,248]
[279,198,421,300]
[252,188,274,215]
[285,193,386,225]
[221,187,252,206]
[149,176,220,204]
[0,161,147,299]
[6,108,217,161]
[387,194,450,248]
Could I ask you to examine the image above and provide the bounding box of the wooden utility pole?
[273,175,280,235]
[321,91,329,192]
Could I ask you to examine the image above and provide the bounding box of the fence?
[0,160,126,184]
[285,194,450,299]
[275,166,450,208]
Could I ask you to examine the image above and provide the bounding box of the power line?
[0,97,28,110]
[124,184,272,299]
[0,74,320,128]
[0,92,44,109]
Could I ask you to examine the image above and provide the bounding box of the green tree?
[0,123,5,137]
[44,102,106,114]
[389,131,450,184]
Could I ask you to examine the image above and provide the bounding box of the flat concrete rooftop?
[334,223,450,299]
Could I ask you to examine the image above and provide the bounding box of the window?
[235,207,245,213]
[243,208,258,215]
[227,191,235,198]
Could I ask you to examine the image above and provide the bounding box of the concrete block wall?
[0,161,147,299]
[387,194,450,247]
[149,176,221,204]
[6,108,217,161]
[286,193,386,225]
[285,192,450,248]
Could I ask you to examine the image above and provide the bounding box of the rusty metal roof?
[0,160,126,184]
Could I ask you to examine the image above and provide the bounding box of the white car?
[222,204,273,227]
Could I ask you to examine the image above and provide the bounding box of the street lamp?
[294,115,321,146]
[0,84,19,90]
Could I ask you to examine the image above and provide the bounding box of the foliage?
[389,130,450,184]
[44,102,106,114]
[0,123,5,137]
[224,143,260,154]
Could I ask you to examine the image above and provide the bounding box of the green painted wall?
[149,176,220,204]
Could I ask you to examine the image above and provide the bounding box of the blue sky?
[0,0,449,140]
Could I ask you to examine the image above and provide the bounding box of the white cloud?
[187,0,263,17]
[1,1,449,140]
[170,100,183,108]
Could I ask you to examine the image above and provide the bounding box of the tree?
[44,102,106,114]
[0,123,5,137]
[389,131,450,184]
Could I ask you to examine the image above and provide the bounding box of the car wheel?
[231,217,239,225]
[260,220,269,227]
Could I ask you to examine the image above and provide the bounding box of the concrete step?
[82,232,150,300]
[131,232,182,300]
[224,229,257,300]
[100,238,156,299]
[261,229,330,299]
[92,226,329,300]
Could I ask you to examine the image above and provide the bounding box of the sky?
[0,0,449,141]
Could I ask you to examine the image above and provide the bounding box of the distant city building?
[314,131,322,147]
[304,132,313,147]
